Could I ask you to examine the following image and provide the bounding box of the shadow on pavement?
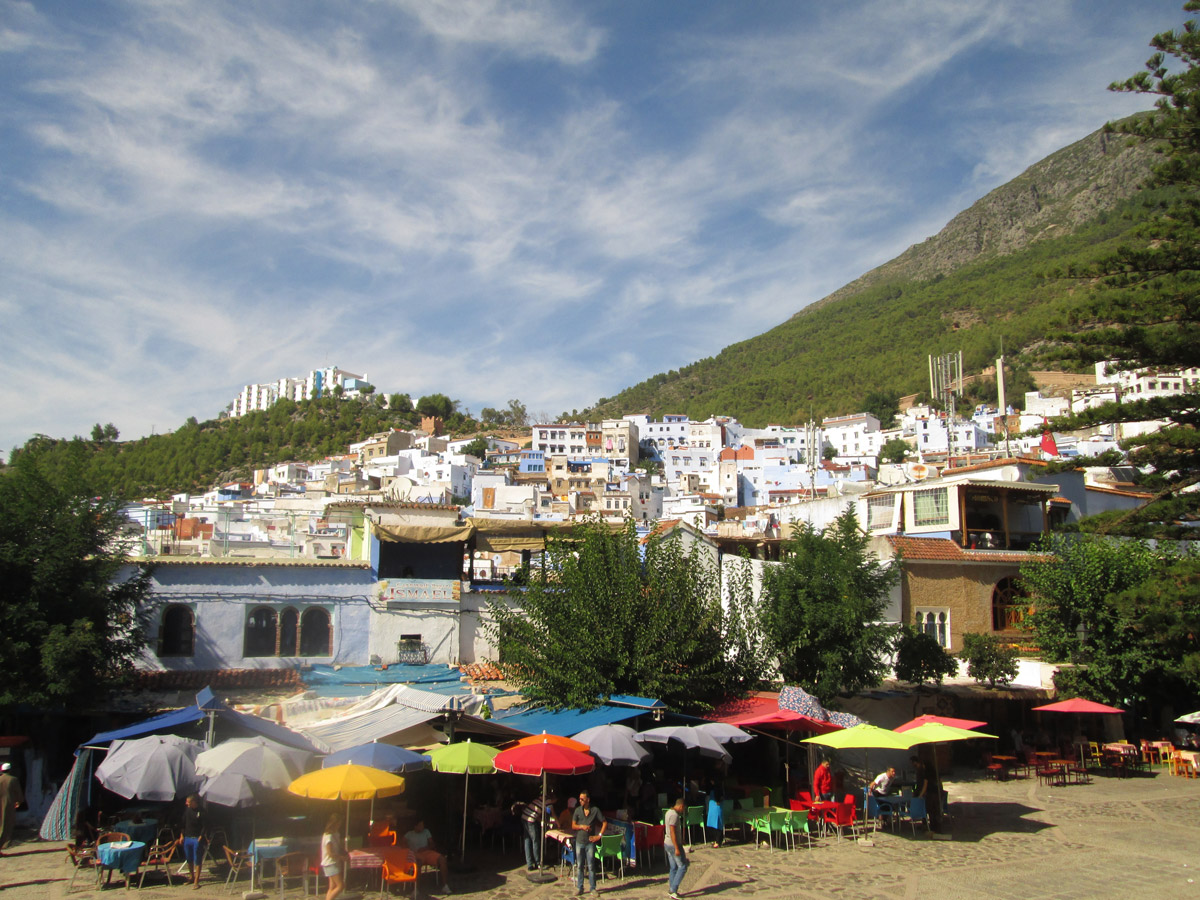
[939,801,1053,842]
[0,879,68,891]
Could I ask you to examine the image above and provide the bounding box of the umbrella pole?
[461,772,470,864]
[539,771,548,872]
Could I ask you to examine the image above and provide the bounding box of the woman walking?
[321,813,350,900]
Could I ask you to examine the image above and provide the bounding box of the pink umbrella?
[1032,699,1124,715]
[1033,698,1124,768]
[895,714,988,733]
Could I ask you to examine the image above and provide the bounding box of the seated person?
[404,819,450,893]
[869,767,898,798]
[556,798,577,832]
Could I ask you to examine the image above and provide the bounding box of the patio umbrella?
[1033,698,1125,767]
[195,737,311,808]
[288,763,405,841]
[513,733,591,753]
[894,715,988,733]
[803,724,915,833]
[572,724,650,766]
[493,739,595,884]
[1175,711,1200,725]
[694,722,755,744]
[323,743,431,773]
[636,726,731,813]
[425,740,499,863]
[897,723,997,830]
[95,735,206,802]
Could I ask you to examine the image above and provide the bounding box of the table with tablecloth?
[97,840,146,887]
[247,838,291,891]
[546,822,633,867]
[113,819,158,844]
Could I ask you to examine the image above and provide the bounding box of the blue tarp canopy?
[80,687,325,754]
[491,704,649,737]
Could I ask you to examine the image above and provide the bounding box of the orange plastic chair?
[382,848,419,897]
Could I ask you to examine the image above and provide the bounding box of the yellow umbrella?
[288,763,406,837]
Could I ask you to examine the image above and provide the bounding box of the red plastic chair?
[634,822,665,872]
[822,801,858,842]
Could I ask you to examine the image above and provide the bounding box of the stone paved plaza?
[5,768,1200,900]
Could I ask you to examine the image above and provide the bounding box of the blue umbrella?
[322,743,431,773]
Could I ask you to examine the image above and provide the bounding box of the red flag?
[1040,425,1058,457]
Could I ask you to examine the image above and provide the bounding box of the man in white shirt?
[663,797,688,900]
[870,767,897,797]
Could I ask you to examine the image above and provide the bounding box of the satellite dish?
[910,463,929,481]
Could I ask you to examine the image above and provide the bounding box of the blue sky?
[0,0,1184,454]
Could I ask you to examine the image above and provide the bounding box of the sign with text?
[381,579,461,606]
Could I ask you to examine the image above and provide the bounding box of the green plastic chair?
[768,786,784,808]
[685,806,705,846]
[595,833,624,880]
[786,811,814,850]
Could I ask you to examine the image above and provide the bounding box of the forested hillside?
[11,396,430,499]
[589,123,1160,426]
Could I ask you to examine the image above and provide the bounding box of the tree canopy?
[759,509,899,705]
[0,449,152,710]
[1019,533,1198,707]
[1049,4,1200,536]
[485,518,758,713]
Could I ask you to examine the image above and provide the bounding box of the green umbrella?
[802,725,914,833]
[425,740,500,862]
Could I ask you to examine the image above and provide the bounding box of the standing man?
[518,792,554,871]
[175,793,205,889]
[663,796,688,900]
[812,759,833,802]
[0,763,23,854]
[571,790,605,896]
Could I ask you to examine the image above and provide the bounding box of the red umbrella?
[1033,698,1124,768]
[493,739,595,883]
[1032,699,1124,715]
[895,714,988,733]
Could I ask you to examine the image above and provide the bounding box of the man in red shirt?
[813,759,833,802]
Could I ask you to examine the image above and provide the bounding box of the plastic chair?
[595,833,624,880]
[137,842,177,889]
[684,806,705,845]
[382,848,419,897]
[750,811,774,849]
[785,811,814,850]
[272,851,307,895]
[797,790,813,805]
[766,811,790,849]
[864,791,885,833]
[822,801,858,842]
[902,797,928,835]
[222,847,250,893]
[635,822,664,871]
[66,844,101,893]
[735,797,753,810]
[768,786,783,807]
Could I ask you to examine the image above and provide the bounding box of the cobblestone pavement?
[5,768,1200,900]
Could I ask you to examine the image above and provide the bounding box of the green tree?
[960,633,1019,688]
[861,390,900,428]
[879,437,911,464]
[1050,5,1200,535]
[462,437,490,460]
[485,518,752,712]
[0,450,152,709]
[1019,533,1193,704]
[416,393,456,420]
[893,626,958,687]
[759,509,900,704]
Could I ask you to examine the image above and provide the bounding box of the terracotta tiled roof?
[886,535,1047,564]
[1085,484,1154,499]
[130,668,304,692]
[886,536,965,560]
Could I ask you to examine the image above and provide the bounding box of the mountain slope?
[590,123,1159,426]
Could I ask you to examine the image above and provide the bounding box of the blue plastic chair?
[904,796,928,835]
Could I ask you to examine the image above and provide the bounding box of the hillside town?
[102,358,1187,697]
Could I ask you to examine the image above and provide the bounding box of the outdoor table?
[546,828,573,869]
[97,840,146,889]
[1152,741,1174,765]
[247,837,289,892]
[113,819,157,844]
[349,847,386,894]
[1181,750,1200,771]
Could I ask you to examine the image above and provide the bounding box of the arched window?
[159,605,194,657]
[914,608,950,649]
[244,607,278,658]
[992,577,1026,632]
[300,608,332,657]
[278,607,300,657]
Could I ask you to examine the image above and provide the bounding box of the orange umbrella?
[510,733,590,753]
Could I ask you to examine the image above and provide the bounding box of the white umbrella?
[195,737,311,807]
[635,726,732,762]
[1175,711,1200,725]
[572,724,651,766]
[95,735,206,802]
[694,723,755,745]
